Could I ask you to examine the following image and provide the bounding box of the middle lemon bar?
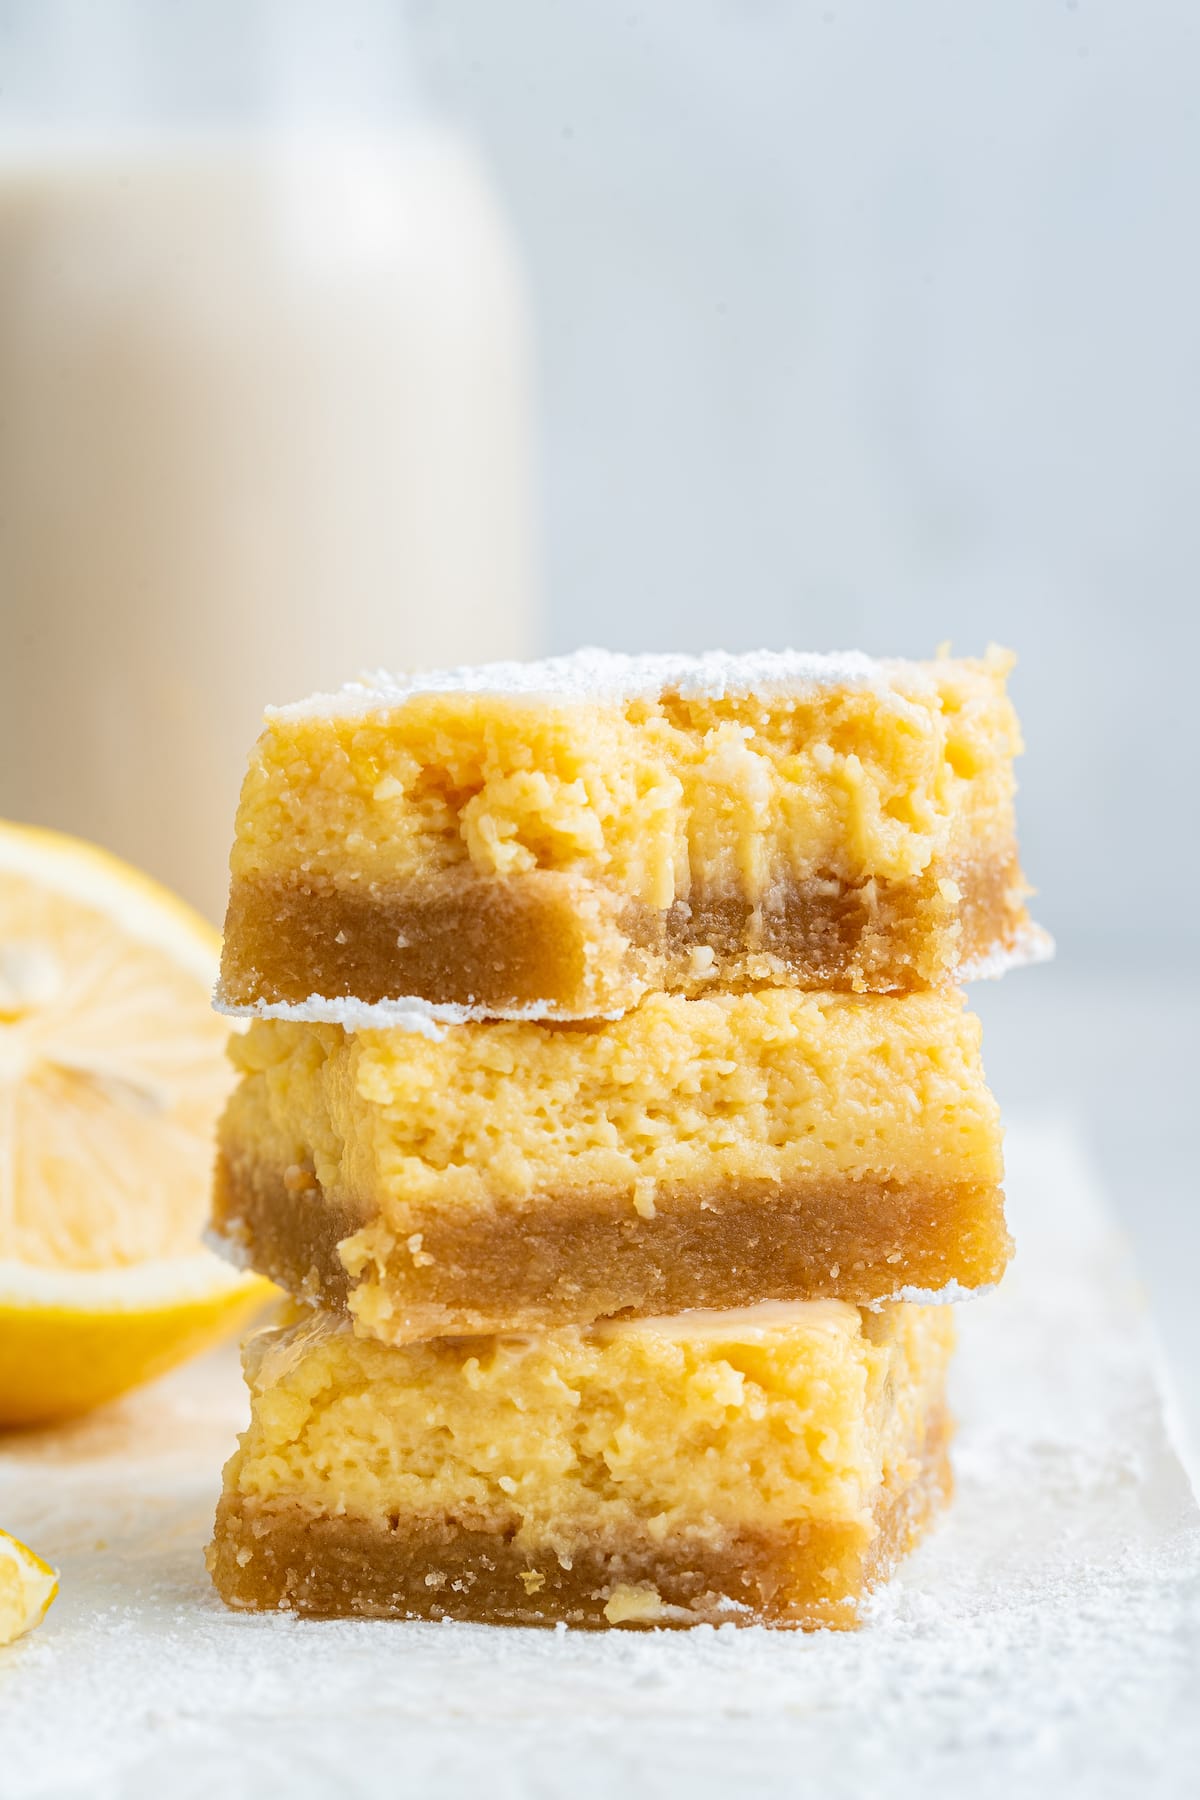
[214,988,1006,1341]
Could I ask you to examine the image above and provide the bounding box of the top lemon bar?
[218,646,1045,1019]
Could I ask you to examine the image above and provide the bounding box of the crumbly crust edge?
[208,1411,953,1629]
[210,1148,1010,1341]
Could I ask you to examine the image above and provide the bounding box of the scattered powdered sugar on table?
[268,645,909,720]
[1,1121,1196,1800]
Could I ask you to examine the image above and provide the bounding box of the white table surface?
[1,1120,1197,1800]
[973,956,1200,1461]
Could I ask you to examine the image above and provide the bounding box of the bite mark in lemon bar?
[217,647,1045,1018]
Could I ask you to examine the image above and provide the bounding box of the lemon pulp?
[0,821,269,1424]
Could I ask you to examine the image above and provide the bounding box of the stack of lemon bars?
[206,648,1046,1630]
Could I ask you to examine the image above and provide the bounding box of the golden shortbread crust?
[220,853,1029,1014]
[213,1146,1009,1337]
[208,1413,953,1630]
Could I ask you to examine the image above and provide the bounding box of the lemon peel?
[0,1529,58,1646]
[0,821,269,1422]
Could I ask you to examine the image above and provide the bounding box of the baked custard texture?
[218,647,1039,1015]
[208,1299,954,1628]
[211,989,1008,1339]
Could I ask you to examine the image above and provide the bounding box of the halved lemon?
[0,821,271,1425]
[0,1529,58,1646]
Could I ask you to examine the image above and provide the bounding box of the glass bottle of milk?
[0,1,537,920]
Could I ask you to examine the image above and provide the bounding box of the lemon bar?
[211,989,1007,1340]
[208,1299,955,1629]
[217,647,1043,1019]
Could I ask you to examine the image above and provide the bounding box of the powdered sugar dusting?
[212,989,626,1039]
[268,646,906,720]
[958,922,1056,983]
[867,1279,998,1310]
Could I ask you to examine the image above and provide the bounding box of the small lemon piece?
[0,821,270,1424]
[0,1529,58,1646]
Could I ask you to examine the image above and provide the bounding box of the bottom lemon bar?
[208,1301,954,1629]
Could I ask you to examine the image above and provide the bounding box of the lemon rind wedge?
[0,1256,273,1427]
[0,1529,59,1647]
